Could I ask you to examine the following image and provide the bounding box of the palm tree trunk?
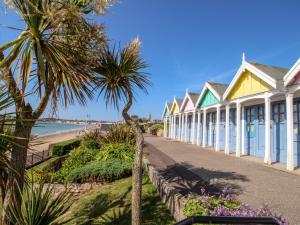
[122,91,143,225]
[131,124,143,225]
[2,104,34,225]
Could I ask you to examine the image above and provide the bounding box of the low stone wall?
[143,158,187,222]
[37,182,103,198]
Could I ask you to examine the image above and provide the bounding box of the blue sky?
[1,0,300,120]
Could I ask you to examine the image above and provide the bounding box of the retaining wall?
[143,158,187,222]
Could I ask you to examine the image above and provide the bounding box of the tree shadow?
[73,185,132,224]
[144,142,250,197]
[71,177,174,225]
[157,161,249,197]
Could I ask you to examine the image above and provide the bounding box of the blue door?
[293,100,300,167]
[245,105,265,158]
[206,113,210,145]
[188,114,192,142]
[245,107,255,155]
[193,115,198,143]
[175,116,179,139]
[219,110,226,149]
[271,102,287,163]
[257,106,265,157]
[198,114,203,145]
[229,109,236,152]
[211,112,216,147]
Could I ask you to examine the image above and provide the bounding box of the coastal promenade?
[144,134,300,225]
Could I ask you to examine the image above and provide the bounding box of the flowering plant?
[184,188,287,225]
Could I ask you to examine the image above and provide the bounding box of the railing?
[26,149,50,169]
[174,216,279,225]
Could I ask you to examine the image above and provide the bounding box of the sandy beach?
[29,129,84,153]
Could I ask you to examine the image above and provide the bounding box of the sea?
[31,122,85,136]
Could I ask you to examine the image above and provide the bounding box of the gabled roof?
[249,62,288,81]
[208,82,228,97]
[170,97,183,114]
[195,82,228,108]
[284,58,300,86]
[162,102,172,118]
[180,91,200,111]
[223,59,288,100]
[176,98,183,108]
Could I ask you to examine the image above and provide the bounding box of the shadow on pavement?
[144,142,250,197]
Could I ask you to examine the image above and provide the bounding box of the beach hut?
[195,82,228,151]
[223,54,289,163]
[283,58,300,170]
[169,97,183,140]
[162,102,173,138]
[180,90,199,143]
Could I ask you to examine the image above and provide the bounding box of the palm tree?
[94,38,150,225]
[0,0,110,222]
[7,184,73,225]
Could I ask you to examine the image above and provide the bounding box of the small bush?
[31,170,60,183]
[29,156,67,183]
[95,143,135,162]
[147,123,163,135]
[81,129,102,147]
[184,196,240,217]
[59,147,98,179]
[66,159,132,183]
[99,124,136,145]
[50,138,81,156]
[184,193,287,224]
[81,124,136,146]
[81,139,101,150]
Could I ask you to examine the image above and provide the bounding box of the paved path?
[144,135,300,225]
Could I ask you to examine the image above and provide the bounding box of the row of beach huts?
[162,54,300,171]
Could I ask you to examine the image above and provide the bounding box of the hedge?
[66,159,132,183]
[49,138,81,156]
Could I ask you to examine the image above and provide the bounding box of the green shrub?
[28,156,67,183]
[99,124,136,145]
[148,123,163,135]
[81,139,101,150]
[95,143,135,162]
[184,196,240,217]
[49,138,81,156]
[66,159,132,183]
[81,124,136,146]
[59,147,98,179]
[81,129,102,147]
[31,170,61,183]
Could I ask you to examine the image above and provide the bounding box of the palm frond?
[1,0,108,109]
[94,38,151,110]
[7,184,73,225]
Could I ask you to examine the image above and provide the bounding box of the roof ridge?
[207,81,228,86]
[249,61,289,70]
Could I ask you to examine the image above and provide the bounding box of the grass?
[67,176,175,225]
[5,157,175,224]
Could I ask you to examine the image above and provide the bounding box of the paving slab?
[144,135,300,225]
